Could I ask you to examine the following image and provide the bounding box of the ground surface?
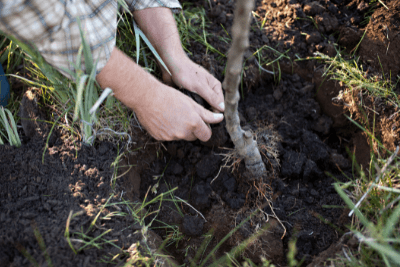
[1,0,400,266]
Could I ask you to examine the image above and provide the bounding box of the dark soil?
[1,0,400,266]
[0,127,142,266]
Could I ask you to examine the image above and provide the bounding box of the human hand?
[132,8,224,113]
[162,56,225,113]
[97,48,224,142]
[135,83,224,141]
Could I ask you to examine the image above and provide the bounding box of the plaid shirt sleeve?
[0,0,181,79]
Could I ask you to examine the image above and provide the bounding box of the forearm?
[133,7,188,73]
[96,47,158,110]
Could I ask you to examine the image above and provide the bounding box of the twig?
[349,146,399,216]
[378,0,389,10]
[342,247,352,262]
[210,166,223,184]
[89,87,113,115]
[175,197,207,222]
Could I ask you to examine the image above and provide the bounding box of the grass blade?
[73,74,88,121]
[381,199,400,239]
[133,20,141,64]
[77,18,94,75]
[132,20,172,76]
[0,107,21,147]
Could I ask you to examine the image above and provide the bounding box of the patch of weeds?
[314,51,400,108]
[331,138,400,266]
[253,45,291,83]
[15,221,54,267]
[252,11,270,30]
[153,221,185,248]
[174,3,225,60]
[361,1,379,25]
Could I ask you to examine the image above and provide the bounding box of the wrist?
[163,52,191,76]
[96,48,158,110]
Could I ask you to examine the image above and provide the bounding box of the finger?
[193,119,213,142]
[194,103,224,124]
[193,79,224,112]
[182,132,197,142]
[210,79,225,112]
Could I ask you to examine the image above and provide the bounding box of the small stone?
[330,152,350,169]
[262,35,270,44]
[357,1,369,12]
[303,2,325,16]
[173,163,184,175]
[167,143,177,157]
[21,212,36,219]
[191,183,211,210]
[305,32,322,44]
[177,149,185,159]
[182,215,204,236]
[222,175,236,192]
[273,87,283,100]
[323,43,336,57]
[316,13,339,33]
[303,159,322,181]
[245,106,258,120]
[98,143,109,155]
[300,84,315,94]
[195,154,221,179]
[305,196,314,204]
[312,115,333,135]
[291,74,300,82]
[310,189,319,197]
[281,150,307,178]
[291,189,300,197]
[201,124,228,148]
[223,192,245,209]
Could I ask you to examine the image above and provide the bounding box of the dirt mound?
[359,0,400,77]
[136,68,351,264]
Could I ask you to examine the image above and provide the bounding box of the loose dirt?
[1,0,399,266]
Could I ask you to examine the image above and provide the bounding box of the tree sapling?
[222,0,266,177]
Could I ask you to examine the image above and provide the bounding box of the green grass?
[0,106,21,147]
[314,51,400,108]
[174,3,226,60]
[304,45,400,265]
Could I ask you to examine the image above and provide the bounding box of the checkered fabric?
[0,0,181,78]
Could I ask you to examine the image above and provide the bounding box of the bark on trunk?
[222,0,266,178]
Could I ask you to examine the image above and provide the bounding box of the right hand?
[96,48,223,142]
[135,84,224,141]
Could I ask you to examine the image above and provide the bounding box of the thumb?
[194,103,224,124]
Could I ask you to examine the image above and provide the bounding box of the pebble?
[182,215,204,236]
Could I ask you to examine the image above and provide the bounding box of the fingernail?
[218,102,225,110]
[214,113,224,120]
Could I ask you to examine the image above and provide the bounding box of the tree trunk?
[222,0,266,178]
